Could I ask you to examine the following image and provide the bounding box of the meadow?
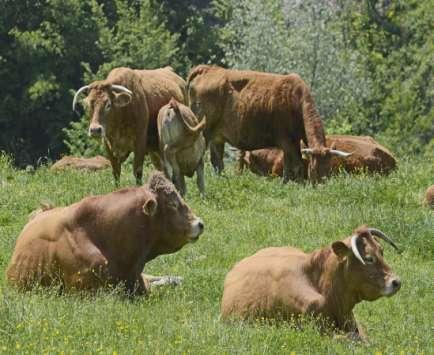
[0,153,432,354]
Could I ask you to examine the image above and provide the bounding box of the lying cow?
[157,98,206,196]
[424,185,434,208]
[6,172,204,295]
[221,226,401,340]
[72,66,187,185]
[50,155,111,171]
[238,135,396,177]
[187,65,350,183]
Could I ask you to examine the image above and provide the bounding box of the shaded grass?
[0,153,433,353]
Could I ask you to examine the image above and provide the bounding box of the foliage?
[0,154,433,352]
[0,0,106,166]
[0,0,432,163]
[220,0,371,132]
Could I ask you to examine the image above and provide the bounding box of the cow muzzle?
[189,217,204,242]
[89,124,104,137]
[382,276,401,297]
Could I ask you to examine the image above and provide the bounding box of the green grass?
[0,153,433,354]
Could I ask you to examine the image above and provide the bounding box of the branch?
[366,0,402,36]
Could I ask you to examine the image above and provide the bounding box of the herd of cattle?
[6,65,433,341]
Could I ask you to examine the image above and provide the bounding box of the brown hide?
[77,66,187,184]
[6,172,204,295]
[240,135,396,177]
[157,98,206,196]
[187,65,331,182]
[221,226,400,339]
[50,156,111,171]
[424,185,434,207]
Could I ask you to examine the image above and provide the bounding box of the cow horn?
[111,85,133,95]
[351,235,365,265]
[181,114,206,133]
[367,228,400,252]
[301,148,314,155]
[72,85,90,112]
[330,149,352,158]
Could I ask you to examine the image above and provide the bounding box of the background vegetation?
[0,155,433,353]
[0,0,432,165]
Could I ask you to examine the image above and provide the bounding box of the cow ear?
[332,241,351,260]
[142,196,158,216]
[113,92,132,107]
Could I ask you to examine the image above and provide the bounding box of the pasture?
[0,153,432,354]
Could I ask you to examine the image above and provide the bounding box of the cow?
[424,185,434,208]
[157,98,206,196]
[187,65,351,183]
[221,226,401,340]
[6,172,204,296]
[302,135,397,175]
[72,66,187,185]
[238,135,396,177]
[50,155,111,172]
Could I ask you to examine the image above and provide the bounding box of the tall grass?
[0,153,432,353]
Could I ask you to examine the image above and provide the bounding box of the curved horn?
[367,228,399,252]
[111,85,133,95]
[330,149,352,158]
[301,148,314,155]
[185,116,206,133]
[351,235,365,265]
[72,85,90,112]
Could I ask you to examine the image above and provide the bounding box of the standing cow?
[187,65,350,182]
[72,66,187,185]
[221,226,401,340]
[157,98,206,196]
[6,172,204,295]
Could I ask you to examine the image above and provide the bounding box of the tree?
[0,0,106,165]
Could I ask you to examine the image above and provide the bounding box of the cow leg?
[133,154,144,185]
[210,141,225,174]
[163,145,184,194]
[177,174,186,197]
[125,274,150,297]
[196,158,205,195]
[281,140,304,183]
[236,150,246,175]
[106,149,122,186]
[134,136,147,185]
[150,152,164,171]
[163,145,175,180]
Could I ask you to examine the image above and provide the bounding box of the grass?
[0,153,433,354]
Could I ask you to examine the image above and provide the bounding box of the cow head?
[301,145,352,182]
[72,83,133,137]
[332,227,401,301]
[145,172,204,252]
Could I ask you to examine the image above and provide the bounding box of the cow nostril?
[198,221,204,231]
[392,279,401,290]
[90,126,102,136]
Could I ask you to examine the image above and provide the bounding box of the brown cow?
[72,66,187,185]
[50,155,111,171]
[239,135,396,177]
[187,65,350,182]
[221,226,401,340]
[6,172,204,295]
[157,98,206,196]
[424,185,434,208]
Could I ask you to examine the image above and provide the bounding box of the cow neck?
[307,248,359,326]
[302,91,327,149]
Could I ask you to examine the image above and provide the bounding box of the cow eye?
[365,255,376,264]
[105,101,111,111]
